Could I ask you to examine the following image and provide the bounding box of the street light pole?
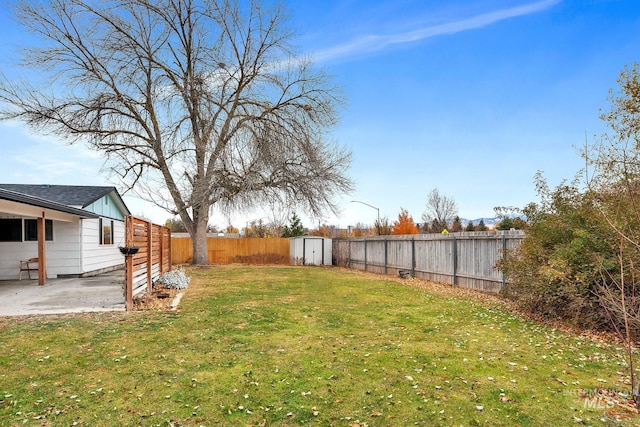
[351,200,380,224]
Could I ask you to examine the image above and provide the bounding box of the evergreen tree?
[476,219,487,231]
[465,220,475,232]
[282,213,305,237]
[496,217,514,230]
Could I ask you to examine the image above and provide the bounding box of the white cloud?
[314,0,561,62]
[0,122,106,185]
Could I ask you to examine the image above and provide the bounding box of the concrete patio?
[0,269,126,316]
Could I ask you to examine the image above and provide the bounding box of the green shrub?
[499,176,619,331]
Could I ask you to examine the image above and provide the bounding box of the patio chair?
[19,257,39,280]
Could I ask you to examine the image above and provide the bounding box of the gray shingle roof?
[0,187,99,218]
[0,184,115,207]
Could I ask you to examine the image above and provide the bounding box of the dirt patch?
[133,287,183,311]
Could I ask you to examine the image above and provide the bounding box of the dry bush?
[229,253,289,265]
[133,287,181,311]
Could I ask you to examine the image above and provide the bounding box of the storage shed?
[290,236,332,266]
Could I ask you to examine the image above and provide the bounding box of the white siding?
[0,217,82,279]
[81,218,125,273]
[45,220,82,277]
[0,240,42,280]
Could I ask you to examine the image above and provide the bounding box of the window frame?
[99,218,114,245]
[24,219,54,242]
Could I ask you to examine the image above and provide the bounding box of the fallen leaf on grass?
[554,378,567,386]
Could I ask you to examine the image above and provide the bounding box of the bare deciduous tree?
[0,0,352,264]
[421,188,457,229]
[595,237,640,406]
[585,63,640,406]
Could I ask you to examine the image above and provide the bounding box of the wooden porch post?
[37,213,47,285]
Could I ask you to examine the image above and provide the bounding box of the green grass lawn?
[1,265,639,426]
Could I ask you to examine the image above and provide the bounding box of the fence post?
[159,226,164,274]
[125,216,133,311]
[167,228,172,270]
[501,233,507,290]
[411,238,416,277]
[384,239,388,274]
[364,239,368,272]
[147,221,153,293]
[452,235,457,285]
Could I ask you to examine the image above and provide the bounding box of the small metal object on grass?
[398,270,411,279]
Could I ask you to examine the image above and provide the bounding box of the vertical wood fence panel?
[171,237,290,265]
[123,217,172,310]
[333,230,525,294]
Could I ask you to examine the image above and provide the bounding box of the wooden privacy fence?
[124,216,172,310]
[333,230,525,293]
[171,237,290,265]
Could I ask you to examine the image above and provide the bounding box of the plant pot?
[119,246,140,256]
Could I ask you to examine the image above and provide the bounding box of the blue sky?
[0,0,639,229]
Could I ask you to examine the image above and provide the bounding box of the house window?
[0,218,22,242]
[100,218,114,245]
[24,219,54,241]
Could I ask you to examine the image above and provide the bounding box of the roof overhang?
[0,188,99,222]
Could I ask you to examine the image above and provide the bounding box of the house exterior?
[0,184,131,281]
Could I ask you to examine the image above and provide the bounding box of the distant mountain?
[462,217,501,226]
[420,215,523,229]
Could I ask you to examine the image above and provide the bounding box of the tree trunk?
[191,208,210,265]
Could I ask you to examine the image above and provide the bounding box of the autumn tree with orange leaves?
[391,208,419,235]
